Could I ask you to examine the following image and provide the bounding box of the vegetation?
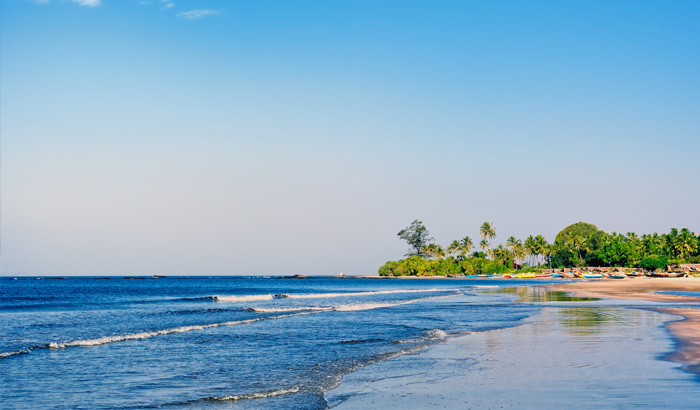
[382,220,699,276]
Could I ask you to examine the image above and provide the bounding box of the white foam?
[214,289,459,302]
[0,349,30,359]
[44,312,311,350]
[332,293,455,311]
[213,294,274,302]
[250,307,333,313]
[213,387,300,401]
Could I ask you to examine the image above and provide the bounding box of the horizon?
[2,0,699,276]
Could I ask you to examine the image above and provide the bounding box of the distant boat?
[581,273,603,279]
[551,273,564,278]
[608,274,625,279]
[535,274,552,278]
[517,273,536,279]
[626,271,642,277]
[486,274,502,278]
[466,274,479,278]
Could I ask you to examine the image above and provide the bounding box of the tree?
[460,236,474,256]
[480,222,496,244]
[397,220,434,257]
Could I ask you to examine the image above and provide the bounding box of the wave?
[209,386,300,402]
[333,293,456,311]
[214,288,460,302]
[212,294,275,302]
[0,311,314,360]
[249,307,334,313]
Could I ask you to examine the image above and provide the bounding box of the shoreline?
[327,306,700,409]
[547,277,700,376]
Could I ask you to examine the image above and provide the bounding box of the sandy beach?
[325,278,700,408]
[327,307,700,409]
[549,277,700,375]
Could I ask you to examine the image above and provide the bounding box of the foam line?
[0,312,314,359]
[215,288,460,302]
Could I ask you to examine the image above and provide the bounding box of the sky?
[1,0,699,276]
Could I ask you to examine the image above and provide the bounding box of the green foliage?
[638,255,668,271]
[555,222,605,245]
[382,220,700,276]
[598,235,636,267]
[397,220,434,257]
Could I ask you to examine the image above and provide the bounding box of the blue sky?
[2,0,699,275]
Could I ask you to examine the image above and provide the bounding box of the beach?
[326,278,700,408]
[549,277,700,376]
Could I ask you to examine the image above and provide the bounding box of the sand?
[327,307,700,409]
[546,276,700,303]
[548,276,700,375]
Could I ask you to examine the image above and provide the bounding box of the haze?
[2,0,699,276]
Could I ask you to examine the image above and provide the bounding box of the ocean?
[0,276,697,409]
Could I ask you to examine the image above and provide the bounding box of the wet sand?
[327,307,700,409]
[549,277,700,375]
[547,276,700,303]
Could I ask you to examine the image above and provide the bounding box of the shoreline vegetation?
[379,220,700,278]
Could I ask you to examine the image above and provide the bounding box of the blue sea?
[1,276,696,409]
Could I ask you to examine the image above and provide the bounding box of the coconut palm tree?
[571,234,585,265]
[460,236,474,255]
[479,239,490,254]
[675,228,698,260]
[448,240,461,258]
[524,235,536,266]
[480,222,496,244]
[534,235,548,266]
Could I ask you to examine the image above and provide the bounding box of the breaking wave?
[0,312,314,359]
[214,288,460,302]
[209,386,300,401]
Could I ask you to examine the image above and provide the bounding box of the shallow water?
[328,307,700,409]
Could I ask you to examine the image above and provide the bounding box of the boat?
[535,274,552,278]
[608,274,625,279]
[486,274,502,278]
[551,273,564,278]
[517,273,536,279]
[466,274,479,278]
[626,271,642,277]
[581,273,603,279]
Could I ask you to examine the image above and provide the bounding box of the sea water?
[1,277,539,409]
[1,277,696,409]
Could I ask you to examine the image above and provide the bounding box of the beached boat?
[517,273,536,279]
[551,273,564,278]
[466,274,479,278]
[626,271,642,277]
[535,274,552,278]
[581,273,604,279]
[486,274,502,278]
[608,274,625,279]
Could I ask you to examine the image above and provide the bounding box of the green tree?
[460,236,474,256]
[479,222,497,248]
[397,220,434,257]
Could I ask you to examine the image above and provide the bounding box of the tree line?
[379,220,700,276]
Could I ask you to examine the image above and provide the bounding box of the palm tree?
[479,239,490,254]
[675,228,698,260]
[506,236,522,267]
[571,234,585,265]
[534,235,548,267]
[448,240,461,258]
[480,222,496,243]
[460,236,474,256]
[524,235,536,266]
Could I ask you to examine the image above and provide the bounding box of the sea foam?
[215,288,459,302]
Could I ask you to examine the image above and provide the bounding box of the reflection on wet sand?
[490,286,599,302]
